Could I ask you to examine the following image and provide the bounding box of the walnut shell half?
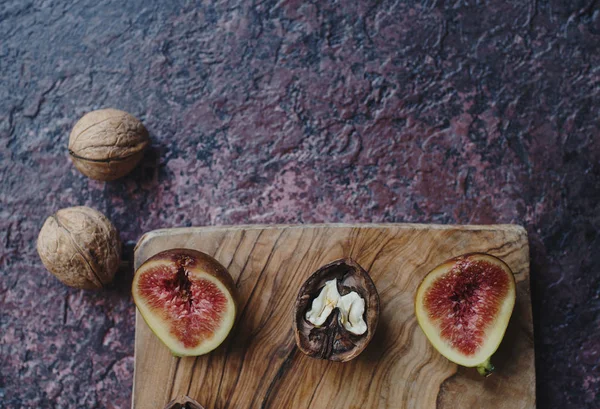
[163,396,205,409]
[69,108,149,181]
[293,258,380,362]
[37,206,122,289]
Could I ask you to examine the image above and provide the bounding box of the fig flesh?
[415,253,516,376]
[293,258,380,362]
[132,249,236,356]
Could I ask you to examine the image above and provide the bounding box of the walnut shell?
[69,108,149,181]
[293,258,380,362]
[163,395,205,409]
[37,206,122,289]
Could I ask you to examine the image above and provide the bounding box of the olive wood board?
[132,223,536,409]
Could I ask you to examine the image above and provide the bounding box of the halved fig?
[132,249,237,357]
[415,253,516,376]
[293,258,380,362]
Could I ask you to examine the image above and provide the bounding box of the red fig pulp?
[415,253,516,376]
[133,249,237,356]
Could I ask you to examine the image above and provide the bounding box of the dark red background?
[1,1,599,408]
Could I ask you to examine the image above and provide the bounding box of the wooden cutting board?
[132,224,536,409]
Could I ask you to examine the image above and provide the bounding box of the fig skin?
[133,249,237,357]
[415,253,516,377]
[293,258,380,362]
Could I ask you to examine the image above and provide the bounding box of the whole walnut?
[37,206,122,289]
[69,108,149,181]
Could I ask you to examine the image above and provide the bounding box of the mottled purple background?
[1,0,599,408]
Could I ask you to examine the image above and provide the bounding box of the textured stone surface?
[0,0,598,408]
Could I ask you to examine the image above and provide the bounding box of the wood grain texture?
[132,224,535,409]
